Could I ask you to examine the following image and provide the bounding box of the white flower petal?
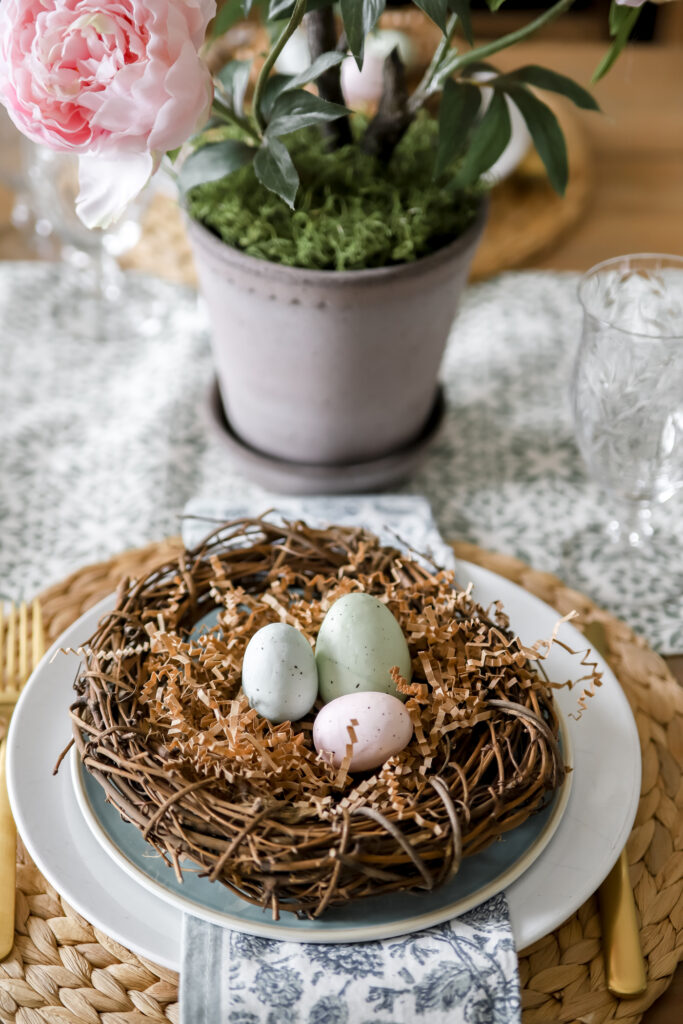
[76,151,154,229]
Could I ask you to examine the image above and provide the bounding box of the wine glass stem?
[608,502,654,547]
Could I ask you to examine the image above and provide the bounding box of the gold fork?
[0,599,45,960]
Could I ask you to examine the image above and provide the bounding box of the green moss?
[186,116,480,272]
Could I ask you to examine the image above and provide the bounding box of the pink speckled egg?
[313,691,413,772]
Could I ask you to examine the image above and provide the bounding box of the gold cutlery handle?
[0,738,17,960]
[584,621,646,999]
[598,848,647,998]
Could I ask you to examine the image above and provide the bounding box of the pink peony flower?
[0,0,215,227]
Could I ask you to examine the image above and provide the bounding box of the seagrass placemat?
[1,537,681,1024]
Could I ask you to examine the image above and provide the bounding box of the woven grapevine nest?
[69,517,574,920]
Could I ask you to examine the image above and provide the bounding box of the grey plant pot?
[187,201,487,467]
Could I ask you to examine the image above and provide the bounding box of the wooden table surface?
[496,39,683,272]
[0,34,681,1022]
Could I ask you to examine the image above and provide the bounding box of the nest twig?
[69,517,571,919]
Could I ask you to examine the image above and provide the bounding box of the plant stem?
[211,98,261,142]
[408,12,459,115]
[252,0,307,133]
[435,0,577,86]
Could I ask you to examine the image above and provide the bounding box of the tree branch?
[361,48,412,163]
[304,8,353,148]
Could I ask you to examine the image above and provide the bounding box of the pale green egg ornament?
[315,592,412,703]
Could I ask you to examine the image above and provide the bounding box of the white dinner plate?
[69,722,571,942]
[7,560,641,970]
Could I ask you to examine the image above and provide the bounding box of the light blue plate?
[72,734,571,942]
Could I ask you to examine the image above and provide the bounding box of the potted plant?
[0,0,659,486]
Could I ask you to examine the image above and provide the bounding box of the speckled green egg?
[315,592,412,704]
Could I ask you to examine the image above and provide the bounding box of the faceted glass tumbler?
[564,254,683,613]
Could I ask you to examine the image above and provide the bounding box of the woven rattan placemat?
[1,537,681,1024]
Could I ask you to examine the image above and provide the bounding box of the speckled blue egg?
[315,592,412,704]
[242,623,318,724]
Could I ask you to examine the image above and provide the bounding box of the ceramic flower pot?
[187,201,487,472]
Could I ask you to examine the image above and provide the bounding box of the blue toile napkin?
[179,495,521,1024]
[181,895,519,1024]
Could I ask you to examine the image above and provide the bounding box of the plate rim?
[69,715,573,943]
[7,560,641,964]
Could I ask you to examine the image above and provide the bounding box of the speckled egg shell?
[313,691,413,772]
[315,592,412,703]
[241,622,318,724]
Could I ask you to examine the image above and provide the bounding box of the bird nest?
[69,516,577,919]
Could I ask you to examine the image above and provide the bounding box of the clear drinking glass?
[24,142,144,295]
[563,254,683,610]
[18,141,170,337]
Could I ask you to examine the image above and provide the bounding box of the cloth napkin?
[181,896,519,1024]
[179,496,521,1024]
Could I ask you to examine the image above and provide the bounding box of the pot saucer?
[204,380,445,495]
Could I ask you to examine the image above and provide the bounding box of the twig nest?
[315,592,412,703]
[242,622,318,724]
[314,692,413,772]
[70,516,579,920]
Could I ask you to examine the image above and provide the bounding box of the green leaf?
[485,0,507,10]
[216,60,251,118]
[178,139,255,195]
[210,0,244,39]
[435,79,480,178]
[498,65,600,112]
[285,50,345,90]
[256,56,344,122]
[259,74,292,119]
[454,88,511,188]
[448,0,473,46]
[254,137,299,207]
[266,90,349,137]
[414,0,449,33]
[505,84,568,194]
[340,0,386,69]
[609,0,636,36]
[593,6,640,82]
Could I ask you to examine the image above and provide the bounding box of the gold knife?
[584,620,647,999]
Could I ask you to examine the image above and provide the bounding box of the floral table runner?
[0,261,680,652]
